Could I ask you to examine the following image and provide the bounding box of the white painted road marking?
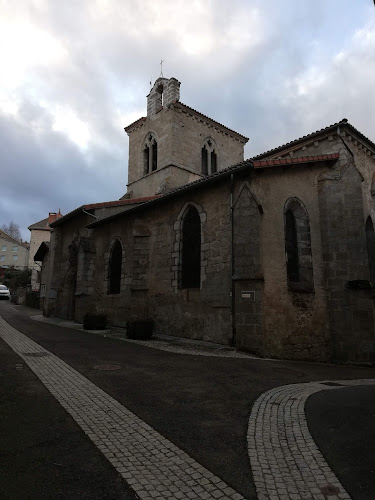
[0,316,244,500]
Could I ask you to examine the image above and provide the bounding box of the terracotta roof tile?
[84,196,159,210]
[50,196,160,227]
[87,152,342,229]
[253,153,339,169]
[28,217,51,231]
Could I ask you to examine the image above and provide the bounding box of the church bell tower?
[123,77,248,199]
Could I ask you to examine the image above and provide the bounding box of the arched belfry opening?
[157,83,164,108]
[147,77,180,117]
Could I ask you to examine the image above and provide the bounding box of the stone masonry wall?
[45,213,95,321]
[126,103,246,197]
[251,161,330,362]
[91,183,233,343]
[129,165,201,199]
[317,134,375,363]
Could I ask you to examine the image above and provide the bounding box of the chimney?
[48,213,57,225]
[48,210,62,226]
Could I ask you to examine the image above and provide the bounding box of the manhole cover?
[23,352,51,357]
[93,364,121,371]
[320,485,340,495]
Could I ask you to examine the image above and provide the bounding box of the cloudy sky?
[1,0,374,241]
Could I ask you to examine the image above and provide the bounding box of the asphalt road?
[306,385,375,500]
[0,326,136,500]
[1,300,374,499]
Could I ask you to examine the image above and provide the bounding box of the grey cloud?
[0,0,373,241]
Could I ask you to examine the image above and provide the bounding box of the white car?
[0,285,10,300]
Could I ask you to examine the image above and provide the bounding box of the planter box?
[126,320,154,340]
[83,313,107,330]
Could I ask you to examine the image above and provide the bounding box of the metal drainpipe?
[230,172,236,347]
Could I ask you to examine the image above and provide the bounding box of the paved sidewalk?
[247,379,375,500]
[0,316,243,500]
[31,313,252,358]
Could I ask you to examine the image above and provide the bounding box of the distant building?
[28,211,62,284]
[0,229,29,271]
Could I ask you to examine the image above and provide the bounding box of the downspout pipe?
[229,162,255,347]
[230,172,236,347]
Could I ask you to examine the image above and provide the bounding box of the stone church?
[41,76,375,364]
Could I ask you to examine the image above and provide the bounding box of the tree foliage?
[1,221,22,241]
[3,267,31,291]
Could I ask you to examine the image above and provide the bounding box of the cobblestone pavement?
[0,316,244,500]
[247,379,375,500]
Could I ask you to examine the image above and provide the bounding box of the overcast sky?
[1,0,374,241]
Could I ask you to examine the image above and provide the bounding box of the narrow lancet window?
[152,141,158,171]
[201,139,218,175]
[142,133,158,175]
[211,150,217,174]
[284,198,313,291]
[144,146,150,175]
[108,240,122,294]
[285,210,299,282]
[181,206,201,288]
[202,146,208,175]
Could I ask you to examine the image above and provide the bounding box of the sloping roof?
[124,102,249,143]
[172,102,249,143]
[28,217,51,231]
[34,241,50,261]
[252,119,375,160]
[253,153,339,169]
[0,229,29,248]
[50,196,159,228]
[87,153,338,229]
[124,116,146,132]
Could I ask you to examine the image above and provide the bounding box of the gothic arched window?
[366,216,375,283]
[284,198,313,291]
[201,139,218,176]
[180,205,201,288]
[108,240,122,294]
[143,133,158,175]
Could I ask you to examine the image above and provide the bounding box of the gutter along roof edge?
[86,153,339,229]
[87,160,254,228]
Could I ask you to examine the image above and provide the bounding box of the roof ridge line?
[250,118,350,160]
[173,101,249,142]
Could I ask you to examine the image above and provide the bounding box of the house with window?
[42,77,375,364]
[0,229,29,270]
